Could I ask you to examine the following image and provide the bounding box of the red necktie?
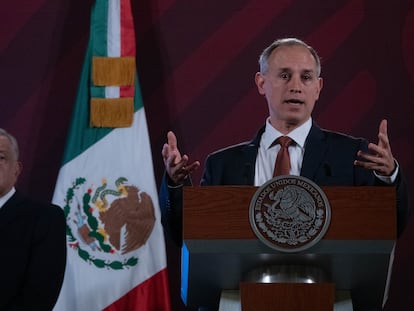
[273,136,293,177]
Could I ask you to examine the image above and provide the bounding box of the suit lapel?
[301,123,328,180]
[240,126,265,185]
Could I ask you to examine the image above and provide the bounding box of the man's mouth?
[285,99,304,105]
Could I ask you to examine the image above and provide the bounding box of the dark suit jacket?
[160,122,410,245]
[0,190,67,311]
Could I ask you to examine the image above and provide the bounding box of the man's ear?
[255,72,266,95]
[315,77,323,100]
[15,161,23,178]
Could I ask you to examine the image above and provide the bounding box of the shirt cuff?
[374,160,399,184]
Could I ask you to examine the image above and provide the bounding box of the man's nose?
[288,75,302,93]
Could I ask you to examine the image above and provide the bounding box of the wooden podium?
[181,186,396,310]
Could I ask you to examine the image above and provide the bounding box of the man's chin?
[285,115,303,125]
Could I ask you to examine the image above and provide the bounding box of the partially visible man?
[0,128,66,310]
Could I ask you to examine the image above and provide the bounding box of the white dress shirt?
[0,187,16,209]
[254,118,312,186]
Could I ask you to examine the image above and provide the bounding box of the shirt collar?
[262,117,312,149]
[0,187,16,209]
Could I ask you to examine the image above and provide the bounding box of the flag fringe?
[90,98,134,128]
[92,56,136,86]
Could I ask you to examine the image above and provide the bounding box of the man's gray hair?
[258,37,322,76]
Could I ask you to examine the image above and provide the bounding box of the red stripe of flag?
[120,0,135,98]
[103,269,171,311]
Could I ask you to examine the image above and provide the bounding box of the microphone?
[243,163,252,184]
[323,163,332,177]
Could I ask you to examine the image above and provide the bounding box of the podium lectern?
[181,186,396,310]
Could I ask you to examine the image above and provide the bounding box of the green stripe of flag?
[90,0,107,99]
[91,0,108,57]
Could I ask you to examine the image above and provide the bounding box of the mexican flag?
[52,0,171,310]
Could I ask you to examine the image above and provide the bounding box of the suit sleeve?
[160,173,194,247]
[393,170,411,237]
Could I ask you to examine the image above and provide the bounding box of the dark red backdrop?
[1,1,413,310]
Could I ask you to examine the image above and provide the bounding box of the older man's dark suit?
[0,190,67,311]
[160,122,409,245]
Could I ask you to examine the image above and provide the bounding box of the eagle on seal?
[99,185,155,254]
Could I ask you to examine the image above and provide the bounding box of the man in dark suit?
[160,37,410,245]
[0,128,67,310]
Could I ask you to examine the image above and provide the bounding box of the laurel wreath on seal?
[64,177,138,270]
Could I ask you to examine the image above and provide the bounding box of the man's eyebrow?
[304,68,319,74]
[277,68,316,73]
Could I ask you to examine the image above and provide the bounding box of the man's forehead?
[0,136,12,150]
[269,48,317,72]
[272,45,315,61]
[272,44,312,56]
